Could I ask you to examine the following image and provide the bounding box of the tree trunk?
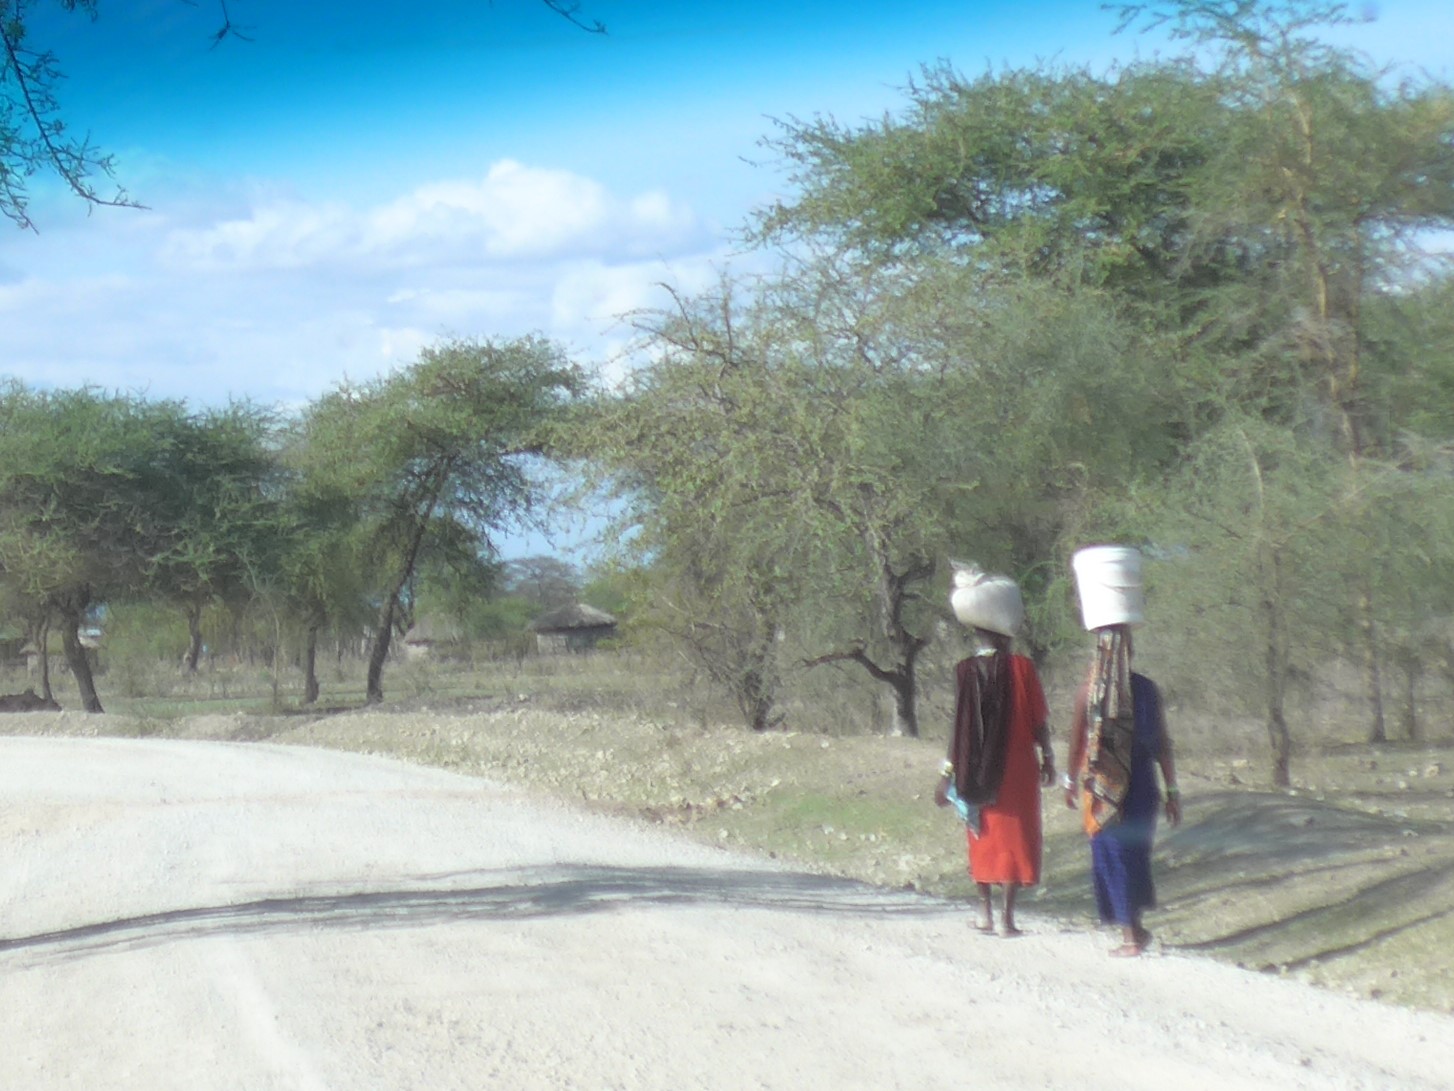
[1359,587,1386,744]
[185,600,204,673]
[33,615,55,704]
[862,541,930,740]
[58,605,103,713]
[1262,551,1291,788]
[365,470,449,705]
[888,668,919,738]
[1399,652,1420,742]
[1267,701,1291,789]
[303,619,321,705]
[740,665,775,732]
[365,593,398,705]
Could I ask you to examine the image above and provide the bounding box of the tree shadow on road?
[0,864,953,965]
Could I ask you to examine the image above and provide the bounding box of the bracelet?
[1165,785,1181,800]
[938,759,954,778]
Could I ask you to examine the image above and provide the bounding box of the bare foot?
[999,923,1023,938]
[973,912,994,933]
[1109,943,1143,958]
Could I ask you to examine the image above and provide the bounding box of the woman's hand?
[1039,754,1056,788]
[934,775,950,808]
[1165,796,1182,826]
[1062,773,1078,810]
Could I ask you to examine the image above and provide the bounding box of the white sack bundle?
[948,562,1024,637]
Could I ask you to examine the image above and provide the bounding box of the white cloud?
[160,160,704,273]
[0,160,735,408]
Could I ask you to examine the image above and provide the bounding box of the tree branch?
[540,0,607,33]
[803,645,900,685]
[0,12,137,229]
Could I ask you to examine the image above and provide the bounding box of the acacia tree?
[296,336,582,704]
[1356,280,1454,737]
[577,253,1167,735]
[0,534,59,701]
[141,401,283,673]
[1118,0,1454,741]
[502,556,581,612]
[1155,413,1352,786]
[572,281,806,731]
[265,475,369,705]
[0,385,198,710]
[753,0,1454,771]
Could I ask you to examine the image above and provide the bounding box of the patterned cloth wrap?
[1081,629,1134,835]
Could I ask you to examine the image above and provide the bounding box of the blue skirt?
[1090,817,1156,926]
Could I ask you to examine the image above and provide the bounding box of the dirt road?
[3,736,1452,1090]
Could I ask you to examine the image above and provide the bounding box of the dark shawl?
[948,649,1013,806]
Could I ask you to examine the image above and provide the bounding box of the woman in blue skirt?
[1065,626,1181,956]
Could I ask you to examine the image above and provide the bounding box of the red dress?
[961,654,1048,885]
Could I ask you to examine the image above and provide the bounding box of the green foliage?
[465,595,538,641]
[148,401,286,668]
[101,601,188,698]
[569,281,813,729]
[0,0,130,229]
[756,59,1225,306]
[4,0,1454,783]
[1362,279,1454,447]
[295,335,583,702]
[574,247,1180,731]
[1150,412,1346,706]
[719,0,1454,778]
[297,336,582,547]
[501,555,580,610]
[580,567,636,621]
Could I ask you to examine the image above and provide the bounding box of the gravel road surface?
[3,736,1452,1090]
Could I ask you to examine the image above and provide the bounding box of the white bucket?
[1072,545,1145,630]
[949,565,1024,637]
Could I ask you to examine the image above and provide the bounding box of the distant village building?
[528,604,618,654]
[401,616,463,660]
[0,625,24,667]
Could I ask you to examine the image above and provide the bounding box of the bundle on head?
[948,561,1023,638]
[946,561,1022,806]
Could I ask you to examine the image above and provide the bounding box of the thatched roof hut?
[528,603,618,654]
[402,615,464,659]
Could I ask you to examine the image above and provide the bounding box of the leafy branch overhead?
[0,0,605,230]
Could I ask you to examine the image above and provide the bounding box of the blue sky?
[1,1,1450,555]
[4,0,1450,406]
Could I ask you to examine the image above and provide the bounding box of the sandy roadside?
[3,735,1452,1091]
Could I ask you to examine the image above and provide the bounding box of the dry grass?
[4,650,1453,1014]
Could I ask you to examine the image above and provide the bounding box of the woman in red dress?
[936,568,1056,935]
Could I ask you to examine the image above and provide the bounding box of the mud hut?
[402,615,464,660]
[528,603,618,654]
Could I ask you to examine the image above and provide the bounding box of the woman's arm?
[1064,681,1089,808]
[1154,696,1182,826]
[1034,720,1056,787]
[935,660,966,808]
